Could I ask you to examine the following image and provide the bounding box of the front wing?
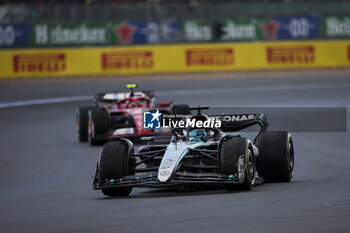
[93,171,241,190]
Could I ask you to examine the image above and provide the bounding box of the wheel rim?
[247,149,254,178]
[288,140,294,173]
[88,120,95,141]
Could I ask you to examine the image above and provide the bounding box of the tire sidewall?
[99,141,133,196]
[220,137,255,190]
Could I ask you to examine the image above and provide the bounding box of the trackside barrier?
[0,40,350,78]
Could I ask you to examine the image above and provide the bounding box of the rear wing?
[210,113,269,132]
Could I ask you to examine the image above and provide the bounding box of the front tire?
[256,131,294,182]
[76,106,96,142]
[220,137,255,191]
[88,108,109,146]
[99,141,134,197]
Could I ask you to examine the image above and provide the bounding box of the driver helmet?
[189,129,207,142]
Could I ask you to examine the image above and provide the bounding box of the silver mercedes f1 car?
[93,106,294,197]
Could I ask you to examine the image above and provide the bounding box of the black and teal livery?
[93,106,294,197]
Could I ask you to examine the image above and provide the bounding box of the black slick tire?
[88,108,109,146]
[99,141,133,197]
[220,137,255,191]
[76,106,96,142]
[256,131,294,182]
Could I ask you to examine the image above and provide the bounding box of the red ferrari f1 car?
[76,84,189,145]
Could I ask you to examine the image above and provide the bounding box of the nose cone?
[157,143,187,183]
[157,168,173,182]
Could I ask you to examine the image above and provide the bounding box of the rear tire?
[76,106,96,142]
[99,141,133,197]
[256,131,294,182]
[88,108,109,146]
[220,137,255,191]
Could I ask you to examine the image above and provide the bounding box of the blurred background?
[1,0,350,47]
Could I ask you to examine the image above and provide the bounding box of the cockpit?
[171,127,222,143]
[116,97,151,109]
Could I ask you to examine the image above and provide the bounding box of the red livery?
[76,84,189,145]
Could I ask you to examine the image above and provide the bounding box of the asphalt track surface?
[1,73,350,233]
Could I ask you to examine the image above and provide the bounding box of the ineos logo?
[160,171,170,176]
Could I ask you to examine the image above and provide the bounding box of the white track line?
[0,95,92,109]
[1,82,350,109]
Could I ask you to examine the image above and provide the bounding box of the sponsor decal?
[324,16,350,38]
[184,21,212,42]
[50,23,106,45]
[216,19,263,41]
[114,21,136,44]
[160,20,182,43]
[0,23,31,48]
[260,16,320,40]
[221,22,255,40]
[30,23,107,46]
[145,22,160,44]
[111,20,182,45]
[102,51,154,70]
[32,24,49,45]
[186,48,234,67]
[143,110,162,129]
[260,18,281,40]
[13,53,66,73]
[160,171,170,176]
[267,45,315,64]
[214,114,255,122]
